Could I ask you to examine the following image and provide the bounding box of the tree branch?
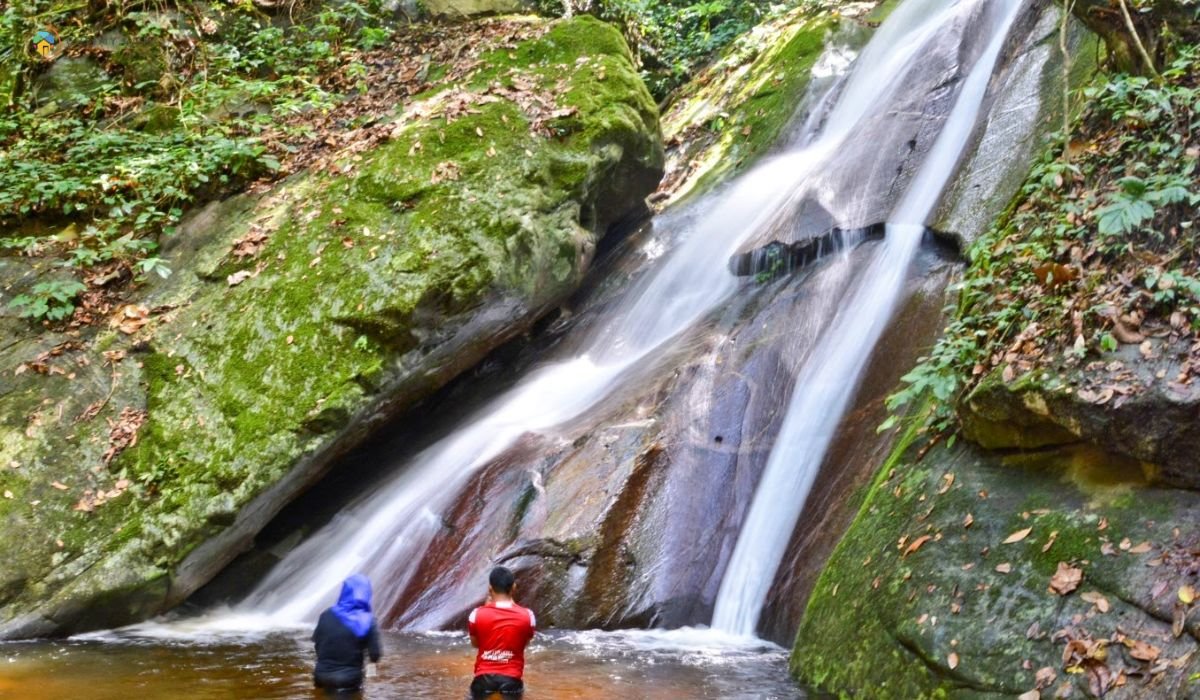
[1116,0,1162,80]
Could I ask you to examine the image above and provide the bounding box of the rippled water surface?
[1,628,804,699]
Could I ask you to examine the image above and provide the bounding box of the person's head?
[488,566,516,598]
[337,573,373,611]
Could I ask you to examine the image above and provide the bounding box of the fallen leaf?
[1017,691,1039,700]
[938,473,955,494]
[1100,541,1116,556]
[2,490,12,499]
[995,562,1013,574]
[1124,638,1160,662]
[1119,537,1132,551]
[1180,585,1196,605]
[1004,527,1034,544]
[1080,591,1110,613]
[947,652,959,670]
[1049,562,1082,595]
[963,513,974,529]
[50,481,68,490]
[1035,666,1057,688]
[904,535,932,557]
[113,304,150,334]
[1128,541,1152,554]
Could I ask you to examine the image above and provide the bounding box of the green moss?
[660,9,836,201]
[795,424,1197,699]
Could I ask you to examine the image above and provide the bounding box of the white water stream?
[174,0,1021,638]
[711,0,1023,635]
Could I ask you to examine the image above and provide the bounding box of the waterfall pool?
[1,628,804,699]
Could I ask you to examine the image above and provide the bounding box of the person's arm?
[468,607,480,648]
[366,623,382,663]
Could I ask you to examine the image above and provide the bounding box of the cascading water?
[192,0,983,633]
[711,0,1024,636]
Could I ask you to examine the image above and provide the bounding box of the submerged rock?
[0,15,662,639]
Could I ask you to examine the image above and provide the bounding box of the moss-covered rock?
[656,4,852,203]
[0,14,662,639]
[794,429,1200,699]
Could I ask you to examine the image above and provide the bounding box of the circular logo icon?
[30,27,62,61]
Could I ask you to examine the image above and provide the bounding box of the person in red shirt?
[467,566,536,697]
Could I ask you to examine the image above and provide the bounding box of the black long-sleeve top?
[312,609,383,689]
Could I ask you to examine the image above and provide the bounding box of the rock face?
[0,16,662,639]
[961,352,1200,490]
[271,234,960,639]
[422,0,533,17]
[933,4,1098,250]
[794,436,1200,698]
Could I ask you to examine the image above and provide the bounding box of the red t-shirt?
[467,601,536,679]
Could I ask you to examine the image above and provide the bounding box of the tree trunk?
[1071,0,1196,74]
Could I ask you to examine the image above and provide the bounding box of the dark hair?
[489,566,515,594]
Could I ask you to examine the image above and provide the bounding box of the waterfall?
[711,0,1023,636]
[198,0,973,631]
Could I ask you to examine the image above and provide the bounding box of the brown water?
[0,628,804,699]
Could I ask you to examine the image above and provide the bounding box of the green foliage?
[8,278,87,321]
[0,0,399,304]
[884,45,1200,432]
[542,0,824,99]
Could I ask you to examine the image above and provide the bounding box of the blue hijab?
[331,574,374,638]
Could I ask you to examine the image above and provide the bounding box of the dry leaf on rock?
[1004,527,1033,544]
[113,305,150,334]
[1049,562,1082,595]
[1124,638,1160,662]
[1035,666,1057,688]
[947,652,959,670]
[1080,591,1110,613]
[904,535,932,557]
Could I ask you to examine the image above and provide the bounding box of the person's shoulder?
[515,603,536,627]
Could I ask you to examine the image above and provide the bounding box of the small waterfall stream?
[186,0,1027,637]
[711,0,1023,636]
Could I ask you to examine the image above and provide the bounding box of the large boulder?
[0,15,662,639]
[794,435,1200,698]
[961,347,1200,490]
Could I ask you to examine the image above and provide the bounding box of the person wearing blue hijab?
[312,574,383,692]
